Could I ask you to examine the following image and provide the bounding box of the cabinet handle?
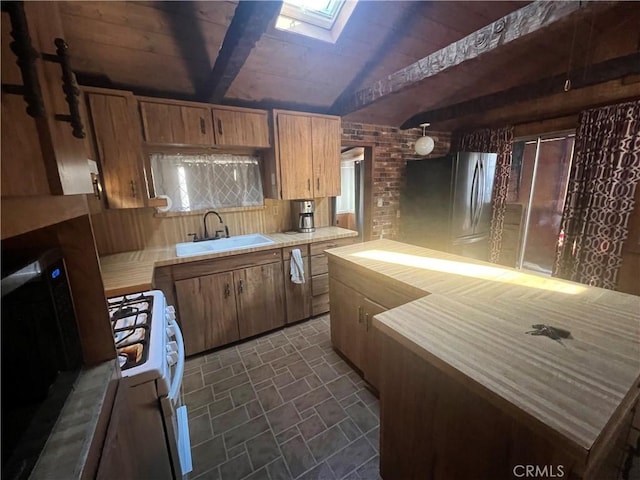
[200,118,206,135]
[224,283,230,298]
[365,312,370,332]
[51,38,85,138]
[130,180,136,198]
[307,179,311,191]
[217,118,223,136]
[317,178,320,191]
[238,279,244,294]
[358,306,363,324]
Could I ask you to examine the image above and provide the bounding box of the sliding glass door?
[509,132,575,275]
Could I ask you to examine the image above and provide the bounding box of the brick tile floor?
[183,315,381,480]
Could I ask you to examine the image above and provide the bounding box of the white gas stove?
[107,290,192,478]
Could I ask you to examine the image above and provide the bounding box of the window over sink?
[150,153,264,212]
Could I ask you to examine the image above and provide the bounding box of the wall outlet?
[377,198,383,207]
[272,205,279,216]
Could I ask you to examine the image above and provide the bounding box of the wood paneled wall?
[92,199,295,255]
[92,197,333,255]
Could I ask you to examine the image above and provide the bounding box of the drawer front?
[283,244,309,259]
[311,255,328,276]
[172,249,282,281]
[312,273,329,296]
[310,237,356,256]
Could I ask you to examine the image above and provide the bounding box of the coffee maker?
[296,200,315,233]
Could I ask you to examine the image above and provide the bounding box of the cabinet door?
[329,278,365,370]
[276,113,314,200]
[361,297,386,390]
[283,255,311,323]
[312,116,341,198]
[212,107,269,147]
[235,263,286,338]
[140,101,214,146]
[175,272,239,356]
[87,92,147,209]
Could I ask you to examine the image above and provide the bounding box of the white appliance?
[108,290,192,478]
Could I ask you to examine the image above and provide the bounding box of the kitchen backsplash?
[91,198,331,255]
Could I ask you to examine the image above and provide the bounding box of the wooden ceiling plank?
[402,53,640,129]
[135,1,238,30]
[59,1,234,35]
[199,0,282,104]
[60,12,224,65]
[328,1,425,114]
[71,40,207,95]
[334,1,611,117]
[226,69,343,106]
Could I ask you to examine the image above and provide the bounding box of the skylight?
[275,0,358,43]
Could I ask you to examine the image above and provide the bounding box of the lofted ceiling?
[59,1,640,131]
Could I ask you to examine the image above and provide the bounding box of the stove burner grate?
[108,293,154,370]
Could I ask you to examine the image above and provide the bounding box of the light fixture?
[414,123,435,156]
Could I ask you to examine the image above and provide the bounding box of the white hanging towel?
[290,248,305,284]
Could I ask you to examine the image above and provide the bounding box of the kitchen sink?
[175,234,275,257]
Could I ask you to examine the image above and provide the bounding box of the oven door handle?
[168,319,185,404]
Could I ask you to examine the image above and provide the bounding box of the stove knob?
[167,351,178,366]
[166,306,176,321]
[167,341,178,353]
[166,325,176,337]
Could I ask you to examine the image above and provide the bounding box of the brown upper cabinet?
[212,106,270,148]
[137,97,270,148]
[139,99,214,146]
[1,3,92,197]
[270,110,341,200]
[84,88,148,209]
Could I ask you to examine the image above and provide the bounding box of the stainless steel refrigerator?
[399,152,497,261]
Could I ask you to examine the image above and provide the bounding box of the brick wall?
[341,122,451,239]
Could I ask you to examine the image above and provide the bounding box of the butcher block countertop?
[326,239,640,465]
[100,227,357,296]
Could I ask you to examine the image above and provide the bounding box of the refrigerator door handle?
[470,161,479,228]
[474,158,484,231]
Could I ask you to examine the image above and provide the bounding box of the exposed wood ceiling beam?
[197,1,282,104]
[438,78,640,132]
[333,0,610,117]
[328,1,425,115]
[402,52,640,129]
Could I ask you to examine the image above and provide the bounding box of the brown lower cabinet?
[328,257,425,390]
[310,237,356,316]
[175,272,239,355]
[329,278,385,389]
[174,257,285,356]
[162,238,357,357]
[235,263,286,338]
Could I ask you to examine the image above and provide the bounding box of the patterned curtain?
[553,100,640,289]
[456,127,514,263]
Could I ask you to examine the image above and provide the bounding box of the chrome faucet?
[203,211,229,240]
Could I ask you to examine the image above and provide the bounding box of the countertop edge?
[100,227,358,296]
